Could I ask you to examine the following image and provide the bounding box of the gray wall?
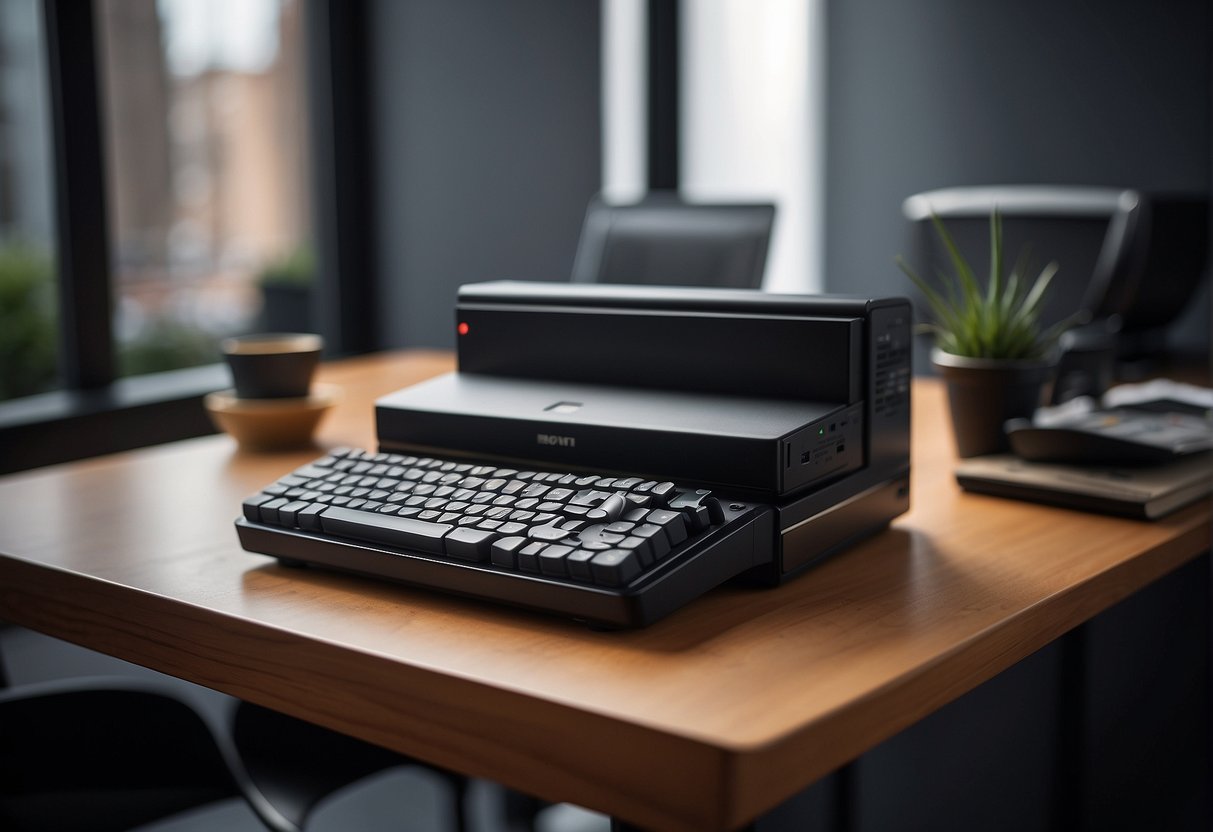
[824,0,1210,350]
[369,0,601,349]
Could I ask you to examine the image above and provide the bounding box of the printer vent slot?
[873,341,910,418]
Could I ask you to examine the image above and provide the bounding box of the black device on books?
[236,281,913,627]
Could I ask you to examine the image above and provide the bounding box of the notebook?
[954,453,1213,520]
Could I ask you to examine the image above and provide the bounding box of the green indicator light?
[818,427,825,436]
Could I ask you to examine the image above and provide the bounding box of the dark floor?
[0,625,609,832]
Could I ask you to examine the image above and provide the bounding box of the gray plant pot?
[260,283,314,334]
[932,348,1055,458]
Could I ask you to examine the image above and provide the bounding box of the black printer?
[237,281,911,627]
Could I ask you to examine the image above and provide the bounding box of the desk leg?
[1053,626,1087,831]
[834,761,855,832]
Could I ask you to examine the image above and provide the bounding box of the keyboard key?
[631,523,671,560]
[590,549,641,586]
[670,489,719,530]
[623,493,654,509]
[566,549,595,580]
[620,535,652,567]
[521,483,549,499]
[645,509,688,546]
[527,524,572,542]
[539,544,574,576]
[243,493,275,522]
[297,503,325,531]
[587,493,628,523]
[577,523,629,552]
[517,541,545,573]
[259,497,289,525]
[570,489,608,506]
[319,507,452,554]
[446,527,498,561]
[490,536,527,568]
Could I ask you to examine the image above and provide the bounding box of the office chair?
[0,677,275,832]
[0,678,469,832]
[903,185,1210,347]
[232,700,470,832]
[571,192,775,288]
[901,184,1205,400]
[902,185,1143,331]
[1085,193,1210,357]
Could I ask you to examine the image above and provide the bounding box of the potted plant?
[257,247,316,333]
[898,211,1070,457]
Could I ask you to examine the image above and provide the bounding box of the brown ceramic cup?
[221,333,323,399]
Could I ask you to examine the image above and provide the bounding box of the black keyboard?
[236,448,775,627]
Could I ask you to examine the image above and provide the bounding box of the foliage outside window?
[0,243,56,400]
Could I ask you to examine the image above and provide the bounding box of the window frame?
[0,0,376,475]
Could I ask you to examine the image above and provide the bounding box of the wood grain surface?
[0,350,1208,831]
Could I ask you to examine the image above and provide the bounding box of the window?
[0,0,365,475]
[0,0,58,402]
[600,0,827,293]
[98,0,313,377]
[0,1,376,475]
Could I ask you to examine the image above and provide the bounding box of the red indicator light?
[457,322,470,335]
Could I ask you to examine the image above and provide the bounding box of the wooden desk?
[0,351,1208,832]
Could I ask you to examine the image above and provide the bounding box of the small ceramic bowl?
[205,383,340,451]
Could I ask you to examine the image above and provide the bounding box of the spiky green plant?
[896,210,1070,360]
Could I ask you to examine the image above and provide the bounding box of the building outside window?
[99,0,313,379]
[0,0,313,405]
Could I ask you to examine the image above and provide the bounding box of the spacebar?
[319,507,452,554]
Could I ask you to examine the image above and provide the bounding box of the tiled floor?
[0,625,609,832]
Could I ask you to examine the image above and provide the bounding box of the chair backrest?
[0,678,247,832]
[902,185,1142,332]
[571,192,775,288]
[903,185,1211,358]
[1092,193,1209,337]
